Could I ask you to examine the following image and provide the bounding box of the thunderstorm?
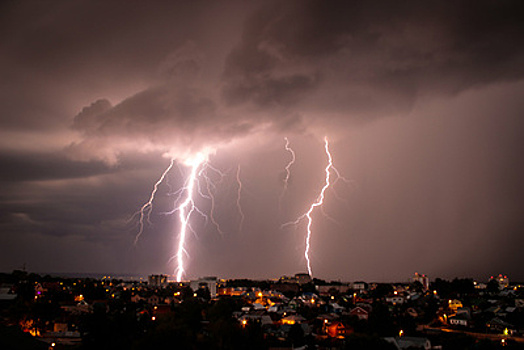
[279,137,296,206]
[134,153,212,282]
[282,137,339,277]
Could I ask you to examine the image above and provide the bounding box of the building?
[413,273,429,291]
[279,275,296,283]
[295,273,312,285]
[394,336,432,350]
[148,274,168,288]
[190,277,217,298]
[449,314,470,328]
[490,274,509,289]
[386,293,406,305]
[327,321,352,338]
[317,284,351,296]
[349,306,369,321]
[279,273,312,285]
[352,281,368,291]
[448,299,463,313]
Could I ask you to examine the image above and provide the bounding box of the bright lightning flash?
[282,137,334,277]
[199,164,226,236]
[134,151,224,282]
[174,153,207,282]
[236,165,245,233]
[283,137,296,188]
[279,137,296,205]
[134,159,175,245]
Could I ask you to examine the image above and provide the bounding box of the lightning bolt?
[236,164,245,233]
[282,137,296,189]
[134,152,231,282]
[279,137,296,205]
[199,164,226,236]
[282,137,334,277]
[174,153,206,282]
[134,159,175,245]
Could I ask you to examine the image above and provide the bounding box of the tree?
[368,303,395,336]
[431,278,453,298]
[371,284,393,299]
[195,286,211,300]
[487,279,500,294]
[451,278,475,296]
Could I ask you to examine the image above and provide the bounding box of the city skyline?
[1,0,524,282]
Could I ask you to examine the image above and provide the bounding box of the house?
[448,314,470,328]
[395,336,432,350]
[268,303,283,313]
[0,286,16,301]
[355,303,373,313]
[386,294,406,305]
[239,311,274,327]
[281,314,306,325]
[327,321,352,338]
[487,317,516,334]
[448,299,463,313]
[349,306,369,321]
[329,302,345,314]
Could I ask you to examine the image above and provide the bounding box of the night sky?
[1,0,524,282]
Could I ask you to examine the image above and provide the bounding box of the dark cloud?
[69,0,524,163]
[69,84,252,163]
[222,0,524,115]
[0,0,252,135]
[0,151,111,182]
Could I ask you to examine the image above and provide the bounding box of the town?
[1,271,523,349]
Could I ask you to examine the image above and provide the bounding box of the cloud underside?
[70,0,524,163]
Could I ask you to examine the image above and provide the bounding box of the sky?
[1,0,524,283]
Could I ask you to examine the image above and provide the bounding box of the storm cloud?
[223,1,524,116]
[1,0,523,281]
[65,0,524,163]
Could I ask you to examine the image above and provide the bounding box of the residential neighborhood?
[1,271,523,349]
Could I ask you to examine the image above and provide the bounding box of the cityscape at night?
[1,0,524,348]
[1,271,524,349]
